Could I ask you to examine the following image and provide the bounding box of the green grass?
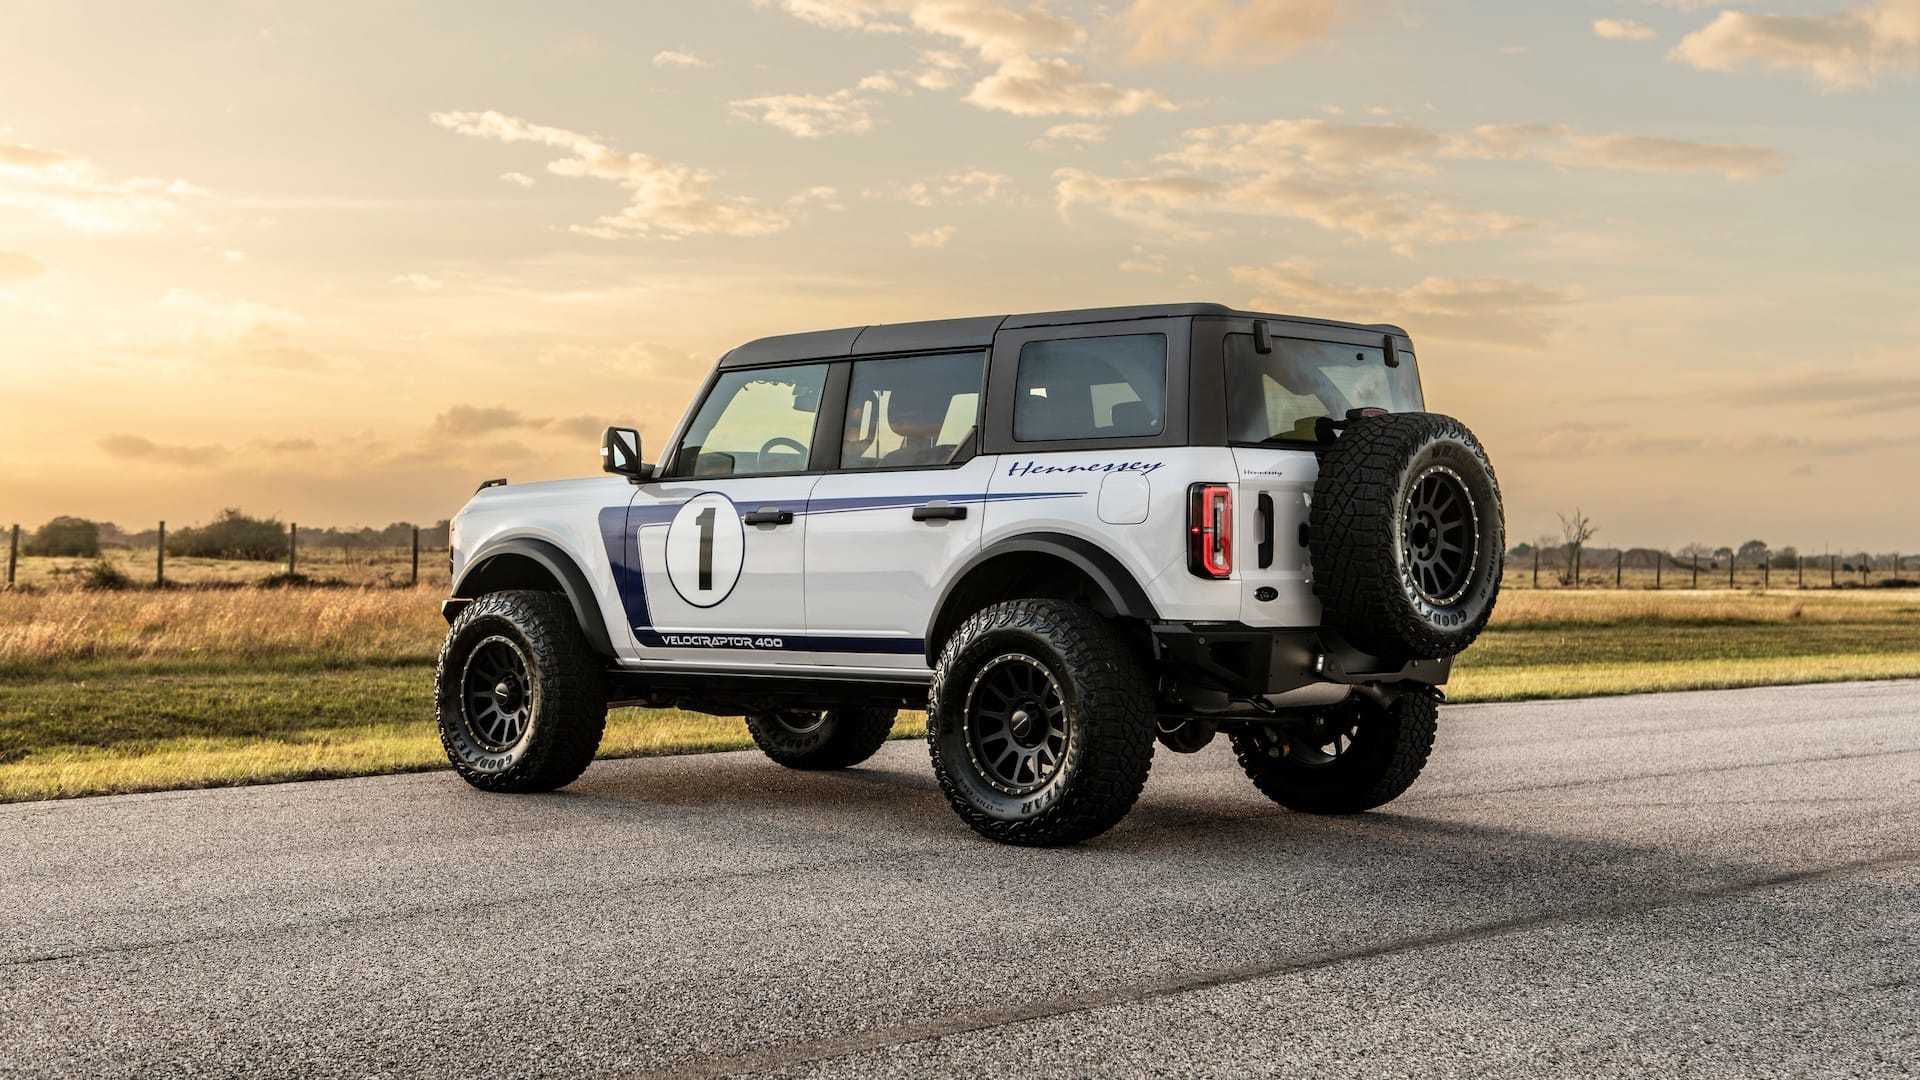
[2,588,1917,803]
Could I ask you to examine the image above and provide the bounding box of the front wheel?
[745,707,897,770]
[434,590,608,793]
[928,599,1156,846]
[1228,691,1437,814]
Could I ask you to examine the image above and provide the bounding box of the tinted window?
[668,365,827,478]
[841,352,984,470]
[1014,334,1166,442]
[1225,335,1423,444]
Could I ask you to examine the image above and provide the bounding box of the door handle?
[743,507,794,526]
[1256,493,1275,569]
[912,504,968,521]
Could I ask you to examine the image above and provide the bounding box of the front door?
[804,350,990,668]
[627,363,829,669]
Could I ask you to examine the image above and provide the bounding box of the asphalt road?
[2,680,1917,1079]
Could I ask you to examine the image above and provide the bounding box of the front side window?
[841,352,985,469]
[1013,334,1167,442]
[668,364,827,478]
[1225,335,1424,445]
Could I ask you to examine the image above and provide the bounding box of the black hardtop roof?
[716,303,1410,368]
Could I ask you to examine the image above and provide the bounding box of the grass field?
[2,587,1917,802]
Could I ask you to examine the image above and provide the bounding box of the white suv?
[437,303,1503,845]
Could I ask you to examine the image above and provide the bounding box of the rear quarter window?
[1013,334,1167,442]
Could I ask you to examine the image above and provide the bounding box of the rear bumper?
[1148,622,1450,697]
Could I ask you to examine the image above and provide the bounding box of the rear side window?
[1225,335,1423,445]
[1013,334,1166,442]
[840,352,985,469]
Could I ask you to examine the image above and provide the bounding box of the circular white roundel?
[664,493,745,608]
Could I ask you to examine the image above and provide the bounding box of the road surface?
[2,680,1916,1078]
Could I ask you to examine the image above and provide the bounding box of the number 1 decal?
[695,506,716,591]
[665,494,744,608]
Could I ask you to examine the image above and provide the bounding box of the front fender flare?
[446,537,617,658]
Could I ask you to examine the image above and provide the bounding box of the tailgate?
[1231,447,1321,627]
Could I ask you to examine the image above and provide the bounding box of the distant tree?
[1769,546,1799,570]
[167,509,288,560]
[24,516,101,557]
[1508,541,1535,558]
[1737,539,1769,565]
[1556,508,1598,586]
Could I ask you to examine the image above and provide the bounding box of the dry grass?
[1489,588,1920,628]
[0,585,445,672]
[10,548,451,590]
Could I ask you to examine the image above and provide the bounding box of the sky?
[2,0,1918,552]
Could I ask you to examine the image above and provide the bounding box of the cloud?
[430,110,790,238]
[757,0,1173,117]
[98,434,228,467]
[1594,18,1658,41]
[1230,260,1579,347]
[1451,124,1786,179]
[883,168,1012,206]
[393,272,444,291]
[652,50,716,68]
[500,171,536,187]
[1028,122,1110,150]
[0,250,45,283]
[0,135,202,233]
[730,89,879,137]
[429,405,610,441]
[1118,0,1353,66]
[1169,118,1446,175]
[965,55,1174,115]
[907,224,958,248]
[1671,0,1920,90]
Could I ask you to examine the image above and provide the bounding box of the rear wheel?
[435,590,607,792]
[1229,692,1437,814]
[745,707,897,770]
[928,599,1156,846]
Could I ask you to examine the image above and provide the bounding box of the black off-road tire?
[1311,412,1504,661]
[435,590,608,793]
[927,599,1156,846]
[745,708,898,770]
[1229,692,1437,814]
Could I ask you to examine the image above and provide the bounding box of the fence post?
[1531,548,1539,588]
[411,526,421,587]
[1862,557,1869,585]
[157,521,166,588]
[1729,554,1736,589]
[289,523,298,577]
[1692,552,1699,589]
[1616,551,1623,588]
[1830,555,1836,588]
[1798,556,1804,588]
[1655,553,1661,589]
[1763,552,1770,590]
[5,524,16,588]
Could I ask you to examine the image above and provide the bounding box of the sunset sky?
[3,0,1918,551]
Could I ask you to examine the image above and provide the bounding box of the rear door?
[804,350,991,667]
[1225,329,1424,628]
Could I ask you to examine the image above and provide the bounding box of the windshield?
[1226,333,1423,444]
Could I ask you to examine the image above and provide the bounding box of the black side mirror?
[601,427,652,481]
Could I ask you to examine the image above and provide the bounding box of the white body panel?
[803,456,994,669]
[1231,447,1324,628]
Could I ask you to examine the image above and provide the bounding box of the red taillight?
[1188,484,1233,579]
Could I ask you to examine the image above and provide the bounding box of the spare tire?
[1309,412,1503,660]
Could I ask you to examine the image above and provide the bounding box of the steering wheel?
[759,436,808,462]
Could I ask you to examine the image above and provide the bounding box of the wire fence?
[4,521,451,591]
[1503,546,1915,591]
